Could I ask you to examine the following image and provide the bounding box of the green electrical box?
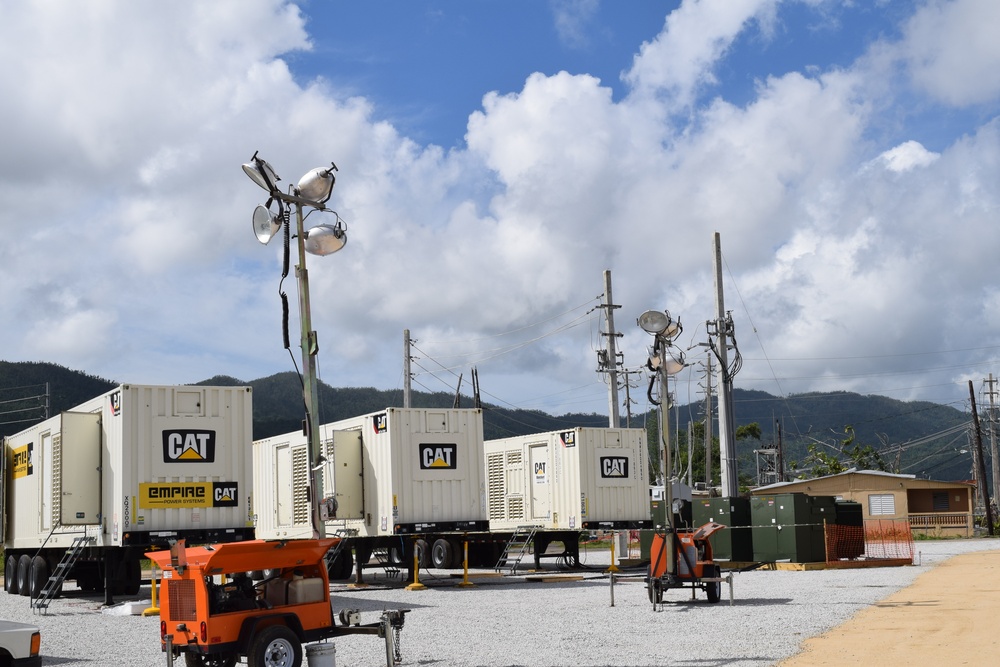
[692,496,753,561]
[751,493,836,563]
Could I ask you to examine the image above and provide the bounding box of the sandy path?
[778,550,1000,665]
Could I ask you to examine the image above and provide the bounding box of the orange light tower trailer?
[147,538,407,667]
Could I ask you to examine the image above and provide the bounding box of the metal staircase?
[495,525,540,575]
[31,534,94,614]
[370,547,401,580]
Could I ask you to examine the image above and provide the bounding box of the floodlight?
[663,348,686,375]
[638,310,670,334]
[297,164,337,204]
[251,205,282,245]
[304,223,346,256]
[242,156,280,194]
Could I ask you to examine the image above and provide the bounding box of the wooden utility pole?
[986,374,999,510]
[704,351,713,487]
[600,270,622,428]
[403,329,412,408]
[969,381,995,535]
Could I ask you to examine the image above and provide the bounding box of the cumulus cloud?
[1,0,999,416]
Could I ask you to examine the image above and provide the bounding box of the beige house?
[752,469,976,538]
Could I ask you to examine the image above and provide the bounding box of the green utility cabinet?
[692,496,753,562]
[750,493,836,563]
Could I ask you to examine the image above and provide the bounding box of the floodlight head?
[638,310,670,335]
[304,222,346,256]
[252,204,282,245]
[242,154,280,195]
[663,348,686,375]
[297,163,337,205]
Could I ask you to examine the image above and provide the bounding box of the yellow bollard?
[606,531,620,574]
[457,540,474,588]
[405,538,427,591]
[143,564,161,617]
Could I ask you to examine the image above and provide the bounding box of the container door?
[60,411,102,525]
[276,445,293,526]
[332,430,364,519]
[529,444,550,520]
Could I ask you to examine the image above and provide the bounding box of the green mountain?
[1,361,978,484]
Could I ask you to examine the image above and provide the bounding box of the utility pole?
[969,381,995,535]
[403,329,412,408]
[712,232,738,497]
[704,351,713,488]
[776,419,785,483]
[986,374,999,509]
[599,270,623,428]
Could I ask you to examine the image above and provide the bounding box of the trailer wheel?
[706,565,722,604]
[414,539,431,569]
[185,651,238,667]
[17,555,32,596]
[431,539,455,569]
[30,556,49,598]
[327,550,354,581]
[248,624,302,667]
[387,546,404,565]
[5,555,19,594]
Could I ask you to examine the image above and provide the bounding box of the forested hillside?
[1,361,978,484]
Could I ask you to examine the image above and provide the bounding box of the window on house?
[932,492,949,511]
[868,493,896,515]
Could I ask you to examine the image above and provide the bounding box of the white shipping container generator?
[254,407,488,540]
[2,384,254,601]
[484,427,652,532]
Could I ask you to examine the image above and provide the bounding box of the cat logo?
[12,443,33,479]
[419,443,457,469]
[373,413,388,434]
[212,482,239,507]
[109,390,122,416]
[560,431,576,447]
[162,429,216,463]
[600,456,629,478]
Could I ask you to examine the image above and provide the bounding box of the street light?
[638,309,686,577]
[242,151,346,540]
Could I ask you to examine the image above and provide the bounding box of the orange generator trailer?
[147,538,407,667]
[647,521,726,604]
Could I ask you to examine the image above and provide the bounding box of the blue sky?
[2,0,1000,423]
[291,2,671,148]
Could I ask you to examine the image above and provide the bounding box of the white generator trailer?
[2,384,254,601]
[253,407,489,581]
[484,427,652,569]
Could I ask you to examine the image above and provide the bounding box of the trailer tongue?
[147,538,408,667]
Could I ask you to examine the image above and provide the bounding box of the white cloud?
[898,0,1000,106]
[624,0,774,110]
[1,0,999,416]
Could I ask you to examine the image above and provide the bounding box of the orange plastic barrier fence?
[825,519,914,563]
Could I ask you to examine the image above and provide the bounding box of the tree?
[796,425,888,479]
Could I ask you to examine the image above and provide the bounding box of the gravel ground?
[3,538,999,667]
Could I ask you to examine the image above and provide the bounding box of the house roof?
[753,468,973,492]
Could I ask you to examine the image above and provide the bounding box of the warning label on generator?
[139,481,239,508]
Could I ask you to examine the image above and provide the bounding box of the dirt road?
[778,549,1000,665]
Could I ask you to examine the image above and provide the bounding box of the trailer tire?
[387,546,404,565]
[414,539,431,569]
[706,565,722,604]
[248,624,302,667]
[17,555,32,596]
[30,556,49,597]
[328,551,353,581]
[430,539,455,569]
[5,555,19,594]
